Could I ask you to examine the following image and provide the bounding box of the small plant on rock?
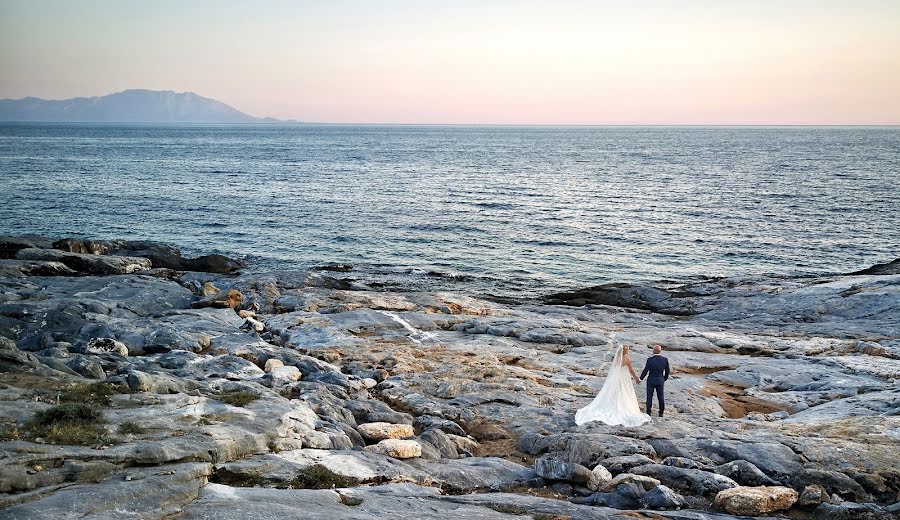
[218,391,259,407]
[26,403,107,446]
[340,495,363,506]
[117,421,147,435]
[283,465,359,490]
[489,504,527,515]
[57,382,121,405]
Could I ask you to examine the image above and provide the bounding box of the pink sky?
[1,0,899,124]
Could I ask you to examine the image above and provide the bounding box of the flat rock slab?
[409,457,540,492]
[216,449,431,484]
[180,482,736,520]
[2,462,211,519]
[179,483,516,520]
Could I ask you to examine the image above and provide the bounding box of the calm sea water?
[1,124,898,298]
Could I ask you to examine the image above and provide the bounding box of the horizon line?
[2,121,899,128]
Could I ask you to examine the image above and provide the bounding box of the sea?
[1,124,898,299]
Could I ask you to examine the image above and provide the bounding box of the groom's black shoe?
[659,411,664,417]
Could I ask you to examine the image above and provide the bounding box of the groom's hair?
[653,344,662,354]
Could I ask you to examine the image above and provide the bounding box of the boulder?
[631,464,737,496]
[126,370,197,394]
[264,358,285,372]
[662,456,712,471]
[410,457,540,493]
[798,484,830,509]
[0,235,53,258]
[262,366,302,388]
[0,259,76,277]
[52,238,244,273]
[365,439,422,459]
[792,468,870,502]
[447,434,479,456]
[85,337,129,356]
[598,454,656,474]
[358,422,414,441]
[183,254,245,274]
[533,455,592,485]
[714,460,780,486]
[418,428,459,459]
[603,472,660,492]
[847,258,900,276]
[413,415,467,437]
[66,355,106,379]
[587,463,612,491]
[713,486,799,516]
[196,355,265,380]
[812,502,894,520]
[16,248,151,275]
[572,482,644,509]
[643,485,688,510]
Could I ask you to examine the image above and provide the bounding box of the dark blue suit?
[640,355,670,416]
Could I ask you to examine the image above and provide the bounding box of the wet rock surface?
[0,236,898,519]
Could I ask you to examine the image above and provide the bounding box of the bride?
[575,345,651,427]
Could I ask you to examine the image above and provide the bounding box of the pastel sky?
[1,0,899,124]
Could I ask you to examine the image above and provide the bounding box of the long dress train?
[575,346,651,427]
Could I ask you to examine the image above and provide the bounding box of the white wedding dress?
[575,346,651,427]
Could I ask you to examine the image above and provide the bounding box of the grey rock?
[66,354,106,379]
[413,414,467,436]
[792,468,870,502]
[17,247,152,275]
[533,454,592,485]
[418,428,459,459]
[663,456,712,471]
[544,283,695,315]
[714,460,781,486]
[572,482,644,509]
[53,238,245,273]
[847,258,900,276]
[85,337,129,356]
[411,457,541,493]
[126,370,197,393]
[2,462,211,518]
[194,355,265,380]
[519,432,656,467]
[0,259,76,277]
[597,454,657,474]
[798,484,830,509]
[813,502,894,520]
[631,464,738,496]
[0,235,53,258]
[642,484,688,510]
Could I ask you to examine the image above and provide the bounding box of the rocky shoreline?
[0,236,898,519]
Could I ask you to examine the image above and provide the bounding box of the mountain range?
[0,89,295,123]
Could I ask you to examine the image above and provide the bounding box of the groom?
[640,344,670,417]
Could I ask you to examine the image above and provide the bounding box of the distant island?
[0,89,297,124]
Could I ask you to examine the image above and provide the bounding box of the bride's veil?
[607,344,626,379]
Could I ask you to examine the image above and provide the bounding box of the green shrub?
[218,391,259,407]
[340,495,363,506]
[283,465,359,489]
[27,403,107,445]
[58,382,121,405]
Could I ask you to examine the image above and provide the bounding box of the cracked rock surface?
[1,236,898,519]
